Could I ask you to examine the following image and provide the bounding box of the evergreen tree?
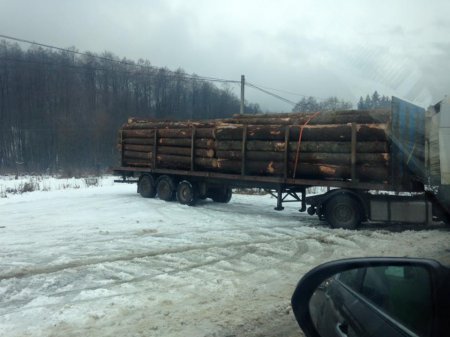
[364,95,372,110]
[357,91,391,110]
[372,91,380,108]
[357,96,365,110]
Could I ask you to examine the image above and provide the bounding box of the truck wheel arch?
[309,189,368,227]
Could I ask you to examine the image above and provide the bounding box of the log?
[157,138,215,148]
[122,138,154,145]
[122,155,190,169]
[158,128,214,138]
[155,155,191,169]
[150,156,262,174]
[294,163,389,182]
[124,149,389,166]
[291,124,388,141]
[123,120,216,129]
[291,153,389,165]
[157,146,215,158]
[214,124,388,141]
[206,159,388,181]
[123,151,152,160]
[123,161,151,167]
[289,141,389,153]
[157,128,191,138]
[123,128,214,139]
[124,109,391,128]
[155,155,218,170]
[216,140,285,151]
[214,125,284,140]
[122,129,154,138]
[123,147,214,161]
[231,109,390,125]
[214,159,284,175]
[217,150,285,161]
[123,144,153,152]
[215,140,389,153]
[147,155,263,173]
[122,153,388,182]
[216,151,389,165]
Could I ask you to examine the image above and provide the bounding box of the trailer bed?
[113,166,397,191]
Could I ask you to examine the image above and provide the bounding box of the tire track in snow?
[0,236,301,281]
[0,232,343,312]
[0,244,258,315]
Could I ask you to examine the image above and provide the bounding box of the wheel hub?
[334,204,352,222]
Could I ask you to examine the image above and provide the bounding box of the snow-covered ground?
[0,176,449,337]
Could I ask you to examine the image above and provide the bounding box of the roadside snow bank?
[0,175,115,197]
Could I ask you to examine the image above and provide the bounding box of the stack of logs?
[119,109,392,182]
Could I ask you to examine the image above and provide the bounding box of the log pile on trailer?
[119,110,391,183]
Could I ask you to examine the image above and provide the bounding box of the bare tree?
[0,41,255,175]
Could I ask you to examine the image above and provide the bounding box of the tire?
[210,187,232,203]
[138,175,156,198]
[325,194,362,229]
[156,175,176,201]
[176,181,198,206]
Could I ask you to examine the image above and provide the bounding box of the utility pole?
[240,75,245,115]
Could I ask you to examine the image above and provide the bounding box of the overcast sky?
[0,0,449,111]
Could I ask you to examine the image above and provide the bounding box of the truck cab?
[426,97,450,217]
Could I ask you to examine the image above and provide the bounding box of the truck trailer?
[113,97,450,229]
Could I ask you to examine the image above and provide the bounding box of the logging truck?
[113,96,450,229]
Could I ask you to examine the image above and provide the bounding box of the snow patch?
[0,177,449,337]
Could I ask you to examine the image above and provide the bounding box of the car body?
[310,265,432,337]
[291,258,450,337]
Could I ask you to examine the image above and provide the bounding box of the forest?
[0,41,259,174]
[0,40,391,176]
[291,91,391,113]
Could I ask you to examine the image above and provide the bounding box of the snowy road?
[0,178,449,337]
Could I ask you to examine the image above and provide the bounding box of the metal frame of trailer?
[113,164,439,229]
[113,97,445,228]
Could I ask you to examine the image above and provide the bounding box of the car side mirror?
[291,258,450,337]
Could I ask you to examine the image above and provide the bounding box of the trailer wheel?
[176,181,198,206]
[210,187,232,203]
[138,175,156,198]
[325,194,362,229]
[156,175,176,201]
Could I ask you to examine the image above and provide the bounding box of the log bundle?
[119,109,392,183]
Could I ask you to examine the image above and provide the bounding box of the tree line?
[292,91,391,113]
[292,96,353,113]
[357,91,391,110]
[0,41,259,174]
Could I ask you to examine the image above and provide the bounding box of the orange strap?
[293,111,321,179]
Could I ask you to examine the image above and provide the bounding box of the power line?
[0,56,221,84]
[1,53,297,108]
[0,34,319,107]
[0,56,118,73]
[0,34,240,85]
[247,81,326,101]
[246,83,297,106]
